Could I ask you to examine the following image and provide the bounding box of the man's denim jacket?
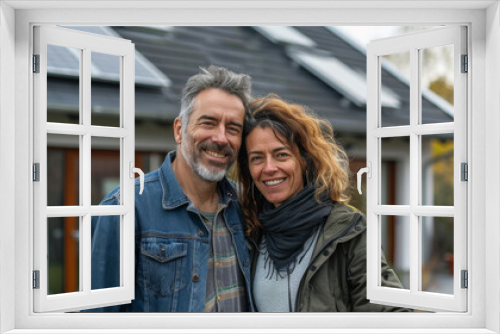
[87,151,253,312]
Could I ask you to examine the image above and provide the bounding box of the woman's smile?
[246,127,304,207]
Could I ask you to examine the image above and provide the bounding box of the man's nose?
[212,126,229,145]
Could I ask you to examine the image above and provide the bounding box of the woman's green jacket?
[250,203,411,312]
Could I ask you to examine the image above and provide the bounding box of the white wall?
[0,2,16,333]
[485,2,500,332]
[2,3,498,332]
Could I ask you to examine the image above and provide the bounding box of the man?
[88,66,253,312]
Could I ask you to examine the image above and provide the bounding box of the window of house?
[2,2,498,333]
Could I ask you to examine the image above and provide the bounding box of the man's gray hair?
[179,65,252,128]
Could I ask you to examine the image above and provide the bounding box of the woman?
[236,94,408,312]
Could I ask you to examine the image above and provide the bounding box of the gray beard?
[180,140,227,182]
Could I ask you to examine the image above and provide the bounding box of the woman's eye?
[249,156,262,163]
[277,152,289,158]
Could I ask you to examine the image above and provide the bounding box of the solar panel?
[253,26,317,47]
[48,26,170,88]
[288,49,400,109]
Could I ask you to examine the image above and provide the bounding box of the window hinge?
[33,54,40,73]
[461,270,468,289]
[461,162,468,181]
[461,54,468,73]
[33,270,40,289]
[33,163,40,182]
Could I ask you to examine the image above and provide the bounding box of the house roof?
[47,26,454,135]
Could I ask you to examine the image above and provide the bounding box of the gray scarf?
[258,185,333,271]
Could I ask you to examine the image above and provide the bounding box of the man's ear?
[173,117,182,144]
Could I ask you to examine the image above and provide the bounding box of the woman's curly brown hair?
[235,94,351,239]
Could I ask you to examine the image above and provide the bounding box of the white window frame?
[366,26,467,312]
[32,25,136,312]
[1,2,499,333]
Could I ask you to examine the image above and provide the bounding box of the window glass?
[421,135,454,206]
[47,134,80,206]
[48,217,80,294]
[420,44,454,124]
[91,52,121,127]
[381,52,410,127]
[381,215,410,289]
[91,215,121,290]
[91,137,121,205]
[381,137,410,205]
[421,216,454,294]
[47,44,81,124]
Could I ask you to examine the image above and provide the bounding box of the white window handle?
[356,162,371,195]
[130,162,144,195]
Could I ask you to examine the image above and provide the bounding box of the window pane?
[381,137,410,205]
[47,44,81,124]
[91,137,121,205]
[381,215,410,289]
[381,52,409,127]
[420,44,454,124]
[421,216,454,294]
[91,52,121,127]
[48,217,80,295]
[421,134,454,206]
[91,215,121,290]
[47,134,80,206]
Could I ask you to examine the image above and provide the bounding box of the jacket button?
[310,266,317,272]
[323,250,330,256]
[192,275,200,282]
[355,225,362,231]
[198,230,203,237]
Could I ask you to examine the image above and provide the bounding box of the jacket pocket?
[141,240,188,296]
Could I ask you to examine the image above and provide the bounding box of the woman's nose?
[262,159,278,174]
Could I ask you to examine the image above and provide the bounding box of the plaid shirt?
[201,204,248,312]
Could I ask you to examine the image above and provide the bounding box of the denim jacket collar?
[159,151,237,211]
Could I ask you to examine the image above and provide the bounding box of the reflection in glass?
[47,134,80,206]
[91,215,121,290]
[91,137,120,205]
[421,216,454,294]
[381,215,410,290]
[381,52,410,127]
[91,52,121,127]
[420,44,454,124]
[48,217,80,295]
[47,44,81,124]
[381,137,410,205]
[421,135,454,206]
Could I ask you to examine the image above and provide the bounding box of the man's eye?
[227,127,241,134]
